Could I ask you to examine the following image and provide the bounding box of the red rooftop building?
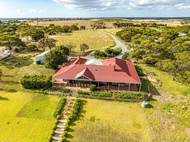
[53,57,141,91]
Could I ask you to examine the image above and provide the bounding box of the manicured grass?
[0,91,59,141]
[67,99,152,142]
[52,30,115,52]
[139,64,190,96]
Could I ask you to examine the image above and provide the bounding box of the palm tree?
[38,36,57,51]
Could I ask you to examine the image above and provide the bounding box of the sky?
[0,0,190,18]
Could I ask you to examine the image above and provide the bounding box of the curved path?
[84,32,128,60]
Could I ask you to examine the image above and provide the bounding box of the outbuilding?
[35,50,50,64]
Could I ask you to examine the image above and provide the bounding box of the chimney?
[113,65,116,71]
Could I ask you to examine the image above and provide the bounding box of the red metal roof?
[53,57,141,84]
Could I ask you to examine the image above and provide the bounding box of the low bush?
[90,84,96,91]
[80,90,148,101]
[113,91,148,100]
[20,75,52,90]
[77,90,90,95]
[94,47,122,59]
[48,87,70,93]
[68,98,81,123]
[91,90,113,97]
[53,97,67,118]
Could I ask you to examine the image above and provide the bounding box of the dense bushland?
[116,26,190,84]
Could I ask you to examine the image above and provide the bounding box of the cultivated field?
[28,18,184,28]
[0,91,59,141]
[68,99,152,142]
[52,30,115,53]
[29,19,114,29]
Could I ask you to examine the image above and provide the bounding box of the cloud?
[53,0,190,11]
[53,0,118,10]
[17,9,22,13]
[128,0,190,10]
[175,3,190,9]
[30,9,46,14]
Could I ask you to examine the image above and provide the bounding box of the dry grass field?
[29,19,114,29]
[131,19,183,26]
[51,30,115,53]
[67,99,152,142]
[28,18,184,28]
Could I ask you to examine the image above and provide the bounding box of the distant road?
[84,32,128,60]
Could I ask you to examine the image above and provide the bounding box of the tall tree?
[64,43,76,54]
[43,45,69,69]
[38,36,56,51]
[80,43,89,53]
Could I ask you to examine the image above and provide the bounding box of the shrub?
[90,84,96,91]
[68,98,81,123]
[113,91,148,100]
[53,97,67,118]
[20,75,52,90]
[91,90,113,97]
[77,90,90,95]
[48,87,70,93]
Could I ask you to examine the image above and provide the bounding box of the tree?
[80,25,86,30]
[43,45,69,69]
[70,24,79,31]
[121,52,130,60]
[31,30,45,42]
[80,43,89,53]
[64,43,76,54]
[0,35,25,50]
[38,36,56,51]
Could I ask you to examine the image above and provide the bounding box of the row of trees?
[113,22,167,28]
[116,26,190,84]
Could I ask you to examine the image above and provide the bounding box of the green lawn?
[0,91,59,142]
[68,99,152,142]
[52,30,115,53]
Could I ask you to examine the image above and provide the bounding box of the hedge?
[78,90,148,101]
[48,86,70,93]
[61,98,82,142]
[53,97,67,118]
[20,75,52,90]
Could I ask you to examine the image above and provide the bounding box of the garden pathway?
[51,97,75,142]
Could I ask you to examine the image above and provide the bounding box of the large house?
[53,57,141,91]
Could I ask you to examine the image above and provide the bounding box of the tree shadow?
[147,104,154,108]
[141,77,160,96]
[0,96,9,101]
[66,133,73,139]
[77,100,87,120]
[69,122,76,126]
[7,89,17,93]
[2,75,13,77]
[2,81,19,84]
[67,127,74,132]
